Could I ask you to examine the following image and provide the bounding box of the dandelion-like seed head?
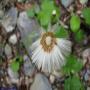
[40,32,56,52]
[31,31,72,73]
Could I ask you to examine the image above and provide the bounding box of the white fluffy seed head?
[45,36,52,45]
[31,34,72,73]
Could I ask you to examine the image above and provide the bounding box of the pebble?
[82,48,90,58]
[17,12,41,55]
[54,88,58,90]
[23,55,35,77]
[25,77,33,85]
[61,0,74,8]
[4,44,12,59]
[82,48,90,64]
[0,10,4,19]
[84,72,89,81]
[30,73,52,90]
[1,7,18,33]
[7,67,19,84]
[52,70,63,78]
[84,69,90,81]
[9,34,18,45]
[0,68,5,77]
[0,86,17,90]
[87,87,90,90]
[18,0,24,2]
[79,0,88,4]
[50,75,55,84]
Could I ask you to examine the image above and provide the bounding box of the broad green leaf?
[64,75,84,90]
[64,76,71,90]
[41,0,55,12]
[70,15,80,32]
[75,30,84,43]
[38,0,60,27]
[38,11,51,26]
[55,26,68,38]
[63,55,83,75]
[82,7,90,25]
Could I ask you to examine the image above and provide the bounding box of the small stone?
[0,86,17,90]
[23,55,35,77]
[87,87,90,90]
[82,48,90,59]
[7,67,19,84]
[18,0,27,2]
[17,12,40,55]
[61,0,74,8]
[4,44,12,59]
[30,73,52,90]
[79,0,88,4]
[0,10,4,19]
[9,34,18,45]
[50,75,55,84]
[1,7,18,33]
[82,48,90,64]
[25,77,33,85]
[84,69,90,81]
[52,70,63,78]
[54,88,58,90]
[0,68,5,77]
[84,72,89,81]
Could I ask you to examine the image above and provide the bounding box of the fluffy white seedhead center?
[40,32,56,52]
[45,36,52,46]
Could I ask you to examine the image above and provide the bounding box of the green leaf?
[64,75,84,90]
[82,7,90,25]
[75,30,84,43]
[27,7,35,18]
[41,0,54,12]
[10,56,22,72]
[63,55,83,75]
[64,76,71,90]
[38,10,51,26]
[37,0,60,27]
[38,1,54,26]
[10,61,20,72]
[70,15,80,32]
[55,26,68,38]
